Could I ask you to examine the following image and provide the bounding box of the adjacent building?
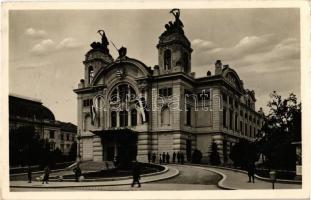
[74,9,264,164]
[9,94,77,155]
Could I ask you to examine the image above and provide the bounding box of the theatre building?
[74,10,264,164]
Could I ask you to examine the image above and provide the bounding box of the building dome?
[9,95,55,121]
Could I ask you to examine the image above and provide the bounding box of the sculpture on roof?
[89,30,110,54]
[162,8,184,36]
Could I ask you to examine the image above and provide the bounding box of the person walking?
[131,161,141,188]
[172,152,176,163]
[162,152,166,164]
[159,153,162,164]
[27,166,32,183]
[42,166,50,184]
[148,152,151,163]
[73,163,82,182]
[177,151,181,163]
[181,152,185,164]
[166,152,170,164]
[152,153,156,163]
[247,161,256,183]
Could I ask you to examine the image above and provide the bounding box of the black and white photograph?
[1,1,309,199]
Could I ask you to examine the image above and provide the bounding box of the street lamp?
[269,170,276,189]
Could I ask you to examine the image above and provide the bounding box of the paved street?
[10,165,221,191]
[10,164,301,191]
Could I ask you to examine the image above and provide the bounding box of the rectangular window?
[159,88,173,97]
[83,99,93,107]
[235,100,239,108]
[229,97,233,105]
[235,114,238,131]
[61,134,64,140]
[168,88,172,96]
[245,123,248,136]
[229,110,233,130]
[186,106,191,126]
[49,130,55,139]
[66,134,69,141]
[222,93,227,102]
[240,121,243,133]
[223,108,227,127]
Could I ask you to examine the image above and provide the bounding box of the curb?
[10,166,179,189]
[169,164,236,190]
[48,166,169,182]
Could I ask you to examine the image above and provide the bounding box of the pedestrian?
[177,151,181,163]
[131,161,141,188]
[166,152,170,163]
[159,154,162,164]
[148,152,151,163]
[181,152,184,164]
[42,166,50,184]
[247,161,256,183]
[105,162,109,170]
[152,153,156,163]
[162,152,166,164]
[73,163,82,182]
[27,166,32,183]
[172,152,176,163]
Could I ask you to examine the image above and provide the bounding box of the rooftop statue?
[90,30,110,54]
[162,8,184,36]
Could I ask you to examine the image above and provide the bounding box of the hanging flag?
[90,104,97,125]
[138,97,146,122]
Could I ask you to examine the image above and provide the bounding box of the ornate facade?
[74,9,264,164]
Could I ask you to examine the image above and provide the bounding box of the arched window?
[110,84,136,103]
[120,110,128,127]
[131,109,137,126]
[111,111,117,127]
[183,53,189,73]
[88,66,94,84]
[161,107,170,125]
[164,49,171,70]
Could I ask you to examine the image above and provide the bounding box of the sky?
[9,9,300,124]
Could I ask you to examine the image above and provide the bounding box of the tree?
[69,141,77,161]
[209,142,221,165]
[229,139,259,169]
[191,149,203,164]
[258,91,301,170]
[9,125,48,167]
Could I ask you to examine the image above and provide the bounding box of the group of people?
[27,165,51,184]
[26,163,83,184]
[148,151,185,164]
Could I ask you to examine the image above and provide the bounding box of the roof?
[58,121,77,133]
[9,95,55,121]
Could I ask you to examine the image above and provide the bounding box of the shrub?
[191,149,203,164]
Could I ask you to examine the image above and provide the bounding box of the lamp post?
[77,129,81,162]
[269,170,276,189]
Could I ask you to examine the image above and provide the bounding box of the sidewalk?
[10,165,179,188]
[203,167,301,190]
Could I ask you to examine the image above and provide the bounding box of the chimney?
[215,60,222,75]
[190,72,196,78]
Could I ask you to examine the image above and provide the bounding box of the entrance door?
[107,147,115,161]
